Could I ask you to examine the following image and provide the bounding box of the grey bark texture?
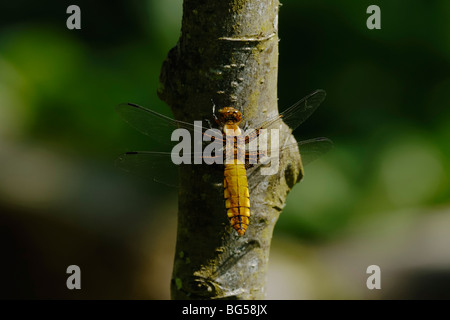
[158,0,303,300]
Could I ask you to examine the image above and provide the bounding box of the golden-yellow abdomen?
[224,160,250,235]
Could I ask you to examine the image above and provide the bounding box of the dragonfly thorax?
[223,123,242,136]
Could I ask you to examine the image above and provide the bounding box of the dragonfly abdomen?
[224,161,250,236]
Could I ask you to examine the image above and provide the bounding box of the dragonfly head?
[217,107,243,125]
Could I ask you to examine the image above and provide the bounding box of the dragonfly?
[116,89,332,236]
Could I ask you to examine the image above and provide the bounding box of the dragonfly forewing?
[116,103,215,149]
[254,89,327,133]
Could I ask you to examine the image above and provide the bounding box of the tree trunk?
[158,0,302,300]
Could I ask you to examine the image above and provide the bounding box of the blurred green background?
[1,0,449,299]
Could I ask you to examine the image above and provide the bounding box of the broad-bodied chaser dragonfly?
[116,89,332,235]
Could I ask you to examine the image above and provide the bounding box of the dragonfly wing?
[116,151,180,187]
[254,89,327,132]
[116,103,214,148]
[281,89,327,131]
[266,137,332,166]
[116,150,225,187]
[297,137,333,166]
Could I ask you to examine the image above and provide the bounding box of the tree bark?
[158,0,303,300]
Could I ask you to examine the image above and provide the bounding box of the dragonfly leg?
[211,99,220,125]
[243,121,249,131]
[205,118,214,129]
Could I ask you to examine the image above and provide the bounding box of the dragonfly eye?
[233,111,242,122]
[216,107,243,124]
